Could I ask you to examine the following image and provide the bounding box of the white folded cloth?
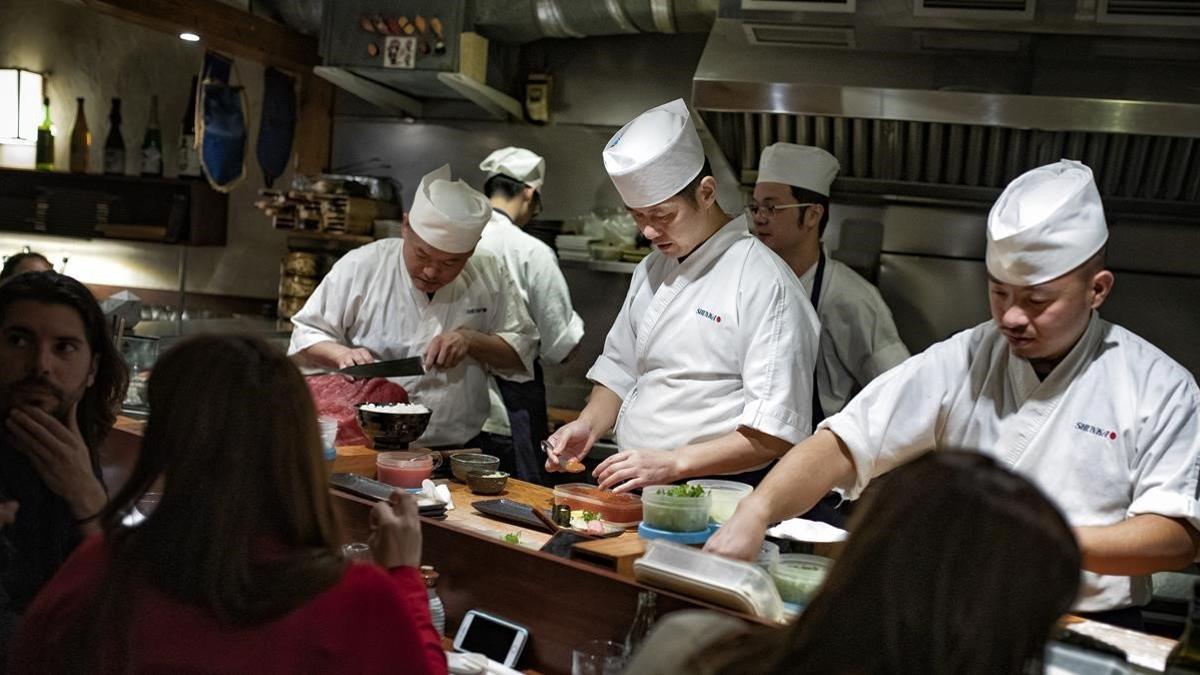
[766,518,848,543]
[447,652,522,675]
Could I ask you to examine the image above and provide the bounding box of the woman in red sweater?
[8,335,447,674]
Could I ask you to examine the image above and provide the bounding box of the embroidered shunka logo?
[1075,422,1117,441]
[696,308,722,324]
[465,307,488,315]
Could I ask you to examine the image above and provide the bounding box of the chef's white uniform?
[797,254,909,417]
[588,214,821,455]
[288,238,538,447]
[477,209,585,436]
[823,312,1200,611]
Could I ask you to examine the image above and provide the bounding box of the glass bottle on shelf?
[177,76,202,178]
[35,97,54,171]
[69,98,90,174]
[623,590,657,656]
[141,95,163,177]
[103,97,125,175]
[421,565,446,637]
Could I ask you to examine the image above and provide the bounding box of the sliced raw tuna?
[307,375,408,446]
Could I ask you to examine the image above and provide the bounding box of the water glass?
[571,640,627,675]
[318,416,338,461]
[341,542,371,563]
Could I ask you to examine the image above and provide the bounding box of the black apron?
[495,360,551,484]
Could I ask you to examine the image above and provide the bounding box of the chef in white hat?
[475,147,585,482]
[289,165,538,448]
[709,160,1200,624]
[544,99,821,492]
[750,143,909,419]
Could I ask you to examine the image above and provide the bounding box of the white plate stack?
[555,234,598,261]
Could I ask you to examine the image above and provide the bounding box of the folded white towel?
[766,518,848,543]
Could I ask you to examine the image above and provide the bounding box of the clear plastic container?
[756,540,780,575]
[553,483,643,526]
[686,479,753,524]
[633,540,784,622]
[642,486,712,533]
[772,553,832,607]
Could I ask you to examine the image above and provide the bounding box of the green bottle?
[35,97,54,171]
[140,95,163,176]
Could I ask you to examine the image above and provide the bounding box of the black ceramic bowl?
[466,470,509,495]
[355,403,431,450]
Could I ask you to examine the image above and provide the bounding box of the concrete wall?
[0,0,289,300]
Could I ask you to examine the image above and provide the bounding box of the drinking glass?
[571,640,627,675]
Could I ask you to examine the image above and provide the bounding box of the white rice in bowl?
[358,402,431,414]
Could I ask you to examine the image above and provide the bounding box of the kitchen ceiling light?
[179,32,201,42]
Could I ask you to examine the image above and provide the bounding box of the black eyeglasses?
[744,202,814,219]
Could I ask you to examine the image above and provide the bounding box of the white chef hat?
[407,164,491,254]
[479,146,546,191]
[602,98,705,208]
[986,159,1108,286]
[757,143,840,197]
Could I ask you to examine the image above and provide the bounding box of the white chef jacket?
[476,209,585,436]
[797,254,909,416]
[288,239,538,447]
[588,214,821,455]
[822,312,1200,611]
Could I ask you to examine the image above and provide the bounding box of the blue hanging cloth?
[197,51,247,192]
[257,68,297,189]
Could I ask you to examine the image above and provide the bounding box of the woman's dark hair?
[0,271,128,452]
[65,334,346,670]
[697,451,1081,675]
[790,185,831,236]
[0,251,52,281]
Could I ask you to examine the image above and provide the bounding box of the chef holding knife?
[289,165,538,448]
[545,99,820,490]
[708,160,1200,625]
[749,143,909,420]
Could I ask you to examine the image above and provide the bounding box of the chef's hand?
[423,330,470,370]
[594,449,680,493]
[704,499,769,561]
[369,490,423,569]
[335,346,377,370]
[0,501,17,529]
[544,419,596,473]
[5,404,107,521]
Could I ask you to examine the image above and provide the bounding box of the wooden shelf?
[0,167,227,246]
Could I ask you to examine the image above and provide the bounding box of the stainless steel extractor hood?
[692,0,1200,211]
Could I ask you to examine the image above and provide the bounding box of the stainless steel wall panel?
[877,254,992,351]
[879,205,988,258]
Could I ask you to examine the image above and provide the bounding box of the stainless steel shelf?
[557,258,639,275]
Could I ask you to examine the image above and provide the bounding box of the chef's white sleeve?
[526,246,584,364]
[586,266,644,400]
[736,278,817,445]
[831,295,911,384]
[820,337,965,499]
[489,261,538,384]
[288,247,370,355]
[1127,366,1200,531]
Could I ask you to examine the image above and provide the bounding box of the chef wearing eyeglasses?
[748,143,909,420]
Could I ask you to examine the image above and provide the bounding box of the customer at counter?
[0,253,52,283]
[0,272,128,663]
[749,144,909,420]
[476,147,585,483]
[708,160,1200,626]
[627,451,1080,675]
[8,335,446,674]
[290,165,538,449]
[545,99,820,490]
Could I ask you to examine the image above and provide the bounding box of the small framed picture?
[383,36,417,69]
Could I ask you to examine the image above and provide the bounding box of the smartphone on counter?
[452,609,530,668]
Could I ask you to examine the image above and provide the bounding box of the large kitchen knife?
[323,356,425,379]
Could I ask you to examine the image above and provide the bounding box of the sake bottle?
[140,95,163,176]
[623,590,657,656]
[1167,581,1200,673]
[69,98,91,174]
[103,97,125,175]
[35,97,54,171]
